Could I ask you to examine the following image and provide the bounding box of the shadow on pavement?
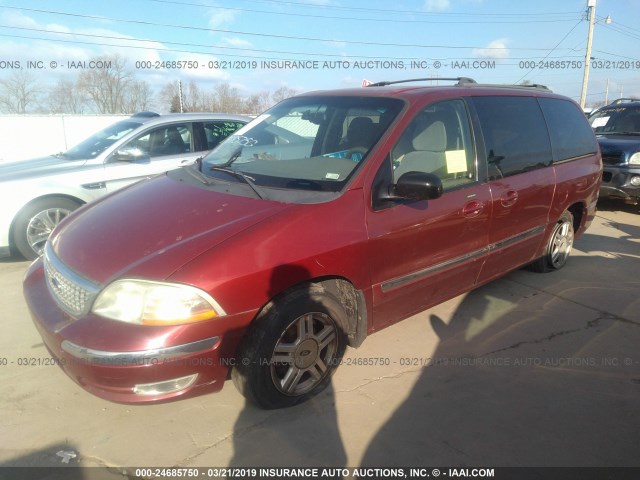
[360,230,640,466]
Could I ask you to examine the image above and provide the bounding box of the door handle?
[501,190,519,207]
[462,200,484,217]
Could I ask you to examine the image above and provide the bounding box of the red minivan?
[24,78,602,409]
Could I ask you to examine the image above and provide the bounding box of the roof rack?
[365,77,551,91]
[366,77,477,87]
[609,97,640,105]
[517,83,551,91]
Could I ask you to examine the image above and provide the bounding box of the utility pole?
[178,80,184,113]
[580,0,596,109]
[605,78,609,104]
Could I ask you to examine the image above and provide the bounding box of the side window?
[539,98,598,162]
[393,99,476,190]
[201,121,246,151]
[128,124,191,158]
[472,96,552,178]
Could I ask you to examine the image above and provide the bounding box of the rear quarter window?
[539,98,598,162]
[472,96,553,178]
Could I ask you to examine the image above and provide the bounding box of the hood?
[596,134,640,152]
[51,173,288,285]
[0,155,88,182]
[596,135,640,164]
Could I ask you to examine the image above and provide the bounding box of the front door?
[365,99,492,330]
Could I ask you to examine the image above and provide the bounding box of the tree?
[272,86,298,105]
[244,90,272,114]
[77,54,153,114]
[47,78,86,114]
[0,70,43,113]
[123,79,153,113]
[211,83,247,113]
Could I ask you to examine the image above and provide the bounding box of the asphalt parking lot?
[1,199,639,476]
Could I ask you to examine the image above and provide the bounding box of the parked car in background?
[589,99,640,208]
[0,112,250,259]
[24,78,601,409]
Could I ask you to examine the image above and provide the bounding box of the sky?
[0,0,638,110]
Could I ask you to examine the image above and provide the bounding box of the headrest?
[412,121,446,151]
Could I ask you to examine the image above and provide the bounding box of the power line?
[146,0,580,24]
[0,5,583,51]
[515,19,584,84]
[0,26,587,63]
[233,0,581,18]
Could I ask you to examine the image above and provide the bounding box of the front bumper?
[600,165,640,203]
[23,257,256,404]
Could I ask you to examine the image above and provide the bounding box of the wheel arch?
[9,194,86,248]
[251,275,368,349]
[566,201,585,236]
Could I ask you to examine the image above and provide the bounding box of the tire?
[13,197,81,260]
[232,284,348,409]
[529,211,574,273]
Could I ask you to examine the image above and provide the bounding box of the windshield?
[201,96,403,192]
[61,120,141,160]
[589,106,640,135]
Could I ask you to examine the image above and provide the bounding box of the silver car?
[0,112,250,259]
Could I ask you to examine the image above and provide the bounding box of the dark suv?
[589,99,640,207]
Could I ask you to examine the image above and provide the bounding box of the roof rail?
[609,97,640,105]
[517,83,551,91]
[366,77,477,87]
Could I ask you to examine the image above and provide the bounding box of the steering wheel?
[345,147,368,160]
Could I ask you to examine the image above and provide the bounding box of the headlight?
[91,279,224,325]
[629,153,640,165]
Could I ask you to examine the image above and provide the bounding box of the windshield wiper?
[220,147,243,167]
[185,164,214,185]
[209,166,265,199]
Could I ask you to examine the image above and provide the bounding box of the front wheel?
[13,197,81,260]
[232,285,348,409]
[529,211,574,273]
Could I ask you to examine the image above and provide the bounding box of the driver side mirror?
[393,171,443,200]
[112,147,150,163]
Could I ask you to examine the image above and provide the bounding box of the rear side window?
[472,96,552,179]
[202,121,246,151]
[539,98,598,161]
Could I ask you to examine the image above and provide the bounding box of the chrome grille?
[43,243,100,317]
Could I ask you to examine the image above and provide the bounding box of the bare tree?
[272,86,298,105]
[211,83,248,113]
[123,79,153,113]
[159,80,297,114]
[47,78,86,113]
[0,70,43,113]
[77,54,132,113]
[160,81,181,112]
[244,90,272,114]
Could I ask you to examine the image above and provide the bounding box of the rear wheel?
[232,285,347,409]
[530,211,574,273]
[13,197,81,260]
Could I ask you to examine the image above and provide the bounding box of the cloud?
[472,38,510,59]
[219,37,252,48]
[323,40,347,49]
[208,9,237,30]
[424,0,450,12]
